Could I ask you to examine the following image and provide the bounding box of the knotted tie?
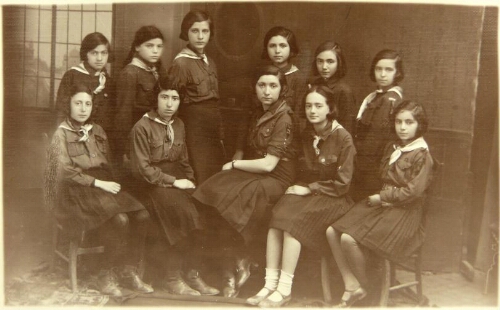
[77,124,94,142]
[313,135,322,155]
[389,137,428,165]
[93,71,106,94]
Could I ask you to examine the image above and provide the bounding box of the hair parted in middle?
[157,75,184,102]
[179,10,214,41]
[261,26,299,60]
[304,84,338,121]
[80,32,112,62]
[369,49,404,84]
[123,25,164,67]
[63,84,96,121]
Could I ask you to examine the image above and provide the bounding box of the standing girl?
[56,32,114,131]
[327,100,434,307]
[353,49,404,201]
[308,40,356,134]
[129,76,219,296]
[168,10,225,184]
[46,84,153,297]
[192,66,297,297]
[261,26,305,114]
[246,85,356,307]
[114,26,166,164]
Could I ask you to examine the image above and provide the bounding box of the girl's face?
[188,21,211,53]
[70,92,93,125]
[157,89,180,121]
[305,92,330,129]
[256,75,281,108]
[135,38,164,64]
[86,44,108,72]
[316,50,338,79]
[395,110,418,144]
[374,58,397,90]
[267,35,290,68]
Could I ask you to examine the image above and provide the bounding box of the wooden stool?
[52,221,104,292]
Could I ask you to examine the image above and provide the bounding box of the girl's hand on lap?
[222,162,233,170]
[173,179,196,189]
[285,185,312,196]
[367,194,381,207]
[95,180,121,194]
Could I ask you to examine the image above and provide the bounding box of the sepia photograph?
[2,0,498,308]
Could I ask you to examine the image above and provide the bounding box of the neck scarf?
[313,120,342,155]
[131,57,159,80]
[59,121,94,142]
[144,113,175,149]
[356,86,403,120]
[174,47,209,65]
[71,63,106,95]
[389,136,428,165]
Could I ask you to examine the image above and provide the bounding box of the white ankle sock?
[254,268,279,296]
[276,270,294,297]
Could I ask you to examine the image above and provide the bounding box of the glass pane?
[55,43,68,78]
[82,4,95,11]
[54,78,61,101]
[24,42,38,76]
[68,4,81,10]
[56,10,68,43]
[40,5,52,10]
[96,3,113,11]
[82,12,96,37]
[56,4,68,10]
[25,9,39,42]
[67,44,80,68]
[68,11,82,44]
[26,5,39,9]
[40,9,52,42]
[23,76,38,107]
[96,12,112,41]
[38,43,52,78]
[37,78,51,108]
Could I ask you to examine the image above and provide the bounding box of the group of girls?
[48,8,435,308]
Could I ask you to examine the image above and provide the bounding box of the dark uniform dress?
[114,57,167,159]
[129,111,202,246]
[331,138,434,262]
[192,99,297,244]
[353,87,403,201]
[51,119,144,237]
[56,62,115,131]
[168,46,225,184]
[308,76,356,134]
[270,121,356,255]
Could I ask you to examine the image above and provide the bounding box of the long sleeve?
[130,124,177,187]
[308,132,356,197]
[53,130,95,186]
[380,149,434,204]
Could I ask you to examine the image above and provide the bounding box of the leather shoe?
[184,269,220,295]
[235,257,253,288]
[118,265,154,294]
[222,270,239,298]
[97,269,123,297]
[246,287,275,306]
[163,271,201,296]
[338,287,367,308]
[258,291,291,308]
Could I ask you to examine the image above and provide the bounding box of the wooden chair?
[52,221,105,293]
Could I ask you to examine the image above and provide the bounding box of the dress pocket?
[67,142,86,157]
[191,76,210,97]
[318,154,338,166]
[149,139,164,162]
[94,135,107,154]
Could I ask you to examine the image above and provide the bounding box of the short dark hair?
[80,32,112,62]
[369,49,404,83]
[123,26,164,67]
[392,100,429,138]
[311,40,347,79]
[179,10,214,41]
[253,65,288,99]
[63,84,95,121]
[304,84,338,121]
[158,75,184,102]
[261,26,299,60]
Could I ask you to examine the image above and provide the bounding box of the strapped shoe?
[258,291,291,308]
[97,269,123,297]
[184,269,220,295]
[118,265,154,294]
[338,287,367,308]
[246,287,275,306]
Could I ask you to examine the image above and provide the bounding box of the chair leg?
[379,259,391,307]
[321,256,333,304]
[69,240,79,293]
